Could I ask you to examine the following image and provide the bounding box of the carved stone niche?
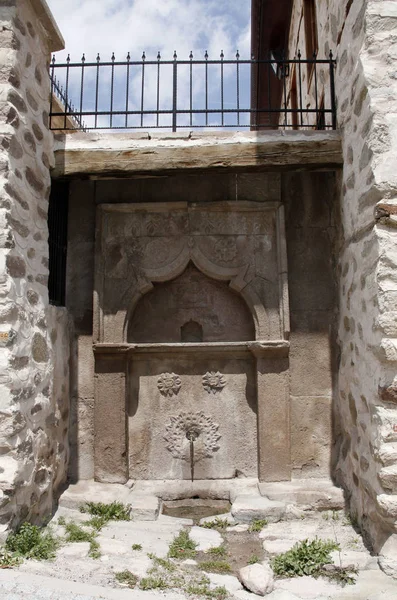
[93,201,291,484]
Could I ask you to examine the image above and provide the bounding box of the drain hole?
[192,495,200,499]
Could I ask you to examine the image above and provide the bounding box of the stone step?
[59,480,160,520]
[258,479,345,511]
[231,495,285,523]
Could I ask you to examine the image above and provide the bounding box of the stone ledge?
[29,0,64,52]
[93,341,290,359]
[258,479,345,511]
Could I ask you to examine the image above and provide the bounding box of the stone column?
[94,347,128,483]
[0,0,65,536]
[250,344,290,482]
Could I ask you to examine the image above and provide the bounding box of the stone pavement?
[1,480,397,600]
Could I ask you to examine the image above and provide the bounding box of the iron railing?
[49,51,337,132]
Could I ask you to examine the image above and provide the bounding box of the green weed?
[201,518,229,530]
[249,519,268,533]
[0,547,22,568]
[5,523,59,560]
[207,545,227,557]
[248,554,260,565]
[79,501,131,524]
[200,560,232,574]
[271,538,357,585]
[272,538,339,578]
[132,543,142,551]
[168,529,197,559]
[140,575,168,590]
[115,570,138,588]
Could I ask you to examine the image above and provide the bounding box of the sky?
[47,0,251,63]
[46,0,252,130]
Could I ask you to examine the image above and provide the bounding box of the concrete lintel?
[52,130,343,179]
[29,0,64,52]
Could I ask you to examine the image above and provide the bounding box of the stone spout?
[186,428,200,482]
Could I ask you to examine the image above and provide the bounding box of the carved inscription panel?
[97,202,285,342]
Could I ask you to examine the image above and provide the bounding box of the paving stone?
[265,591,305,600]
[189,525,223,551]
[99,519,186,557]
[330,549,378,570]
[231,495,286,523]
[97,536,133,556]
[57,542,90,558]
[239,563,274,596]
[263,539,296,555]
[274,575,341,598]
[227,524,249,533]
[207,573,243,593]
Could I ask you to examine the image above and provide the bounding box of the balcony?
[49,51,337,132]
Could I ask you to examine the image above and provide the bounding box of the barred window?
[48,181,69,306]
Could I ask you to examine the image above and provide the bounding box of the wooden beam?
[52,131,343,179]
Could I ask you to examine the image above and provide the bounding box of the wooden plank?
[52,131,343,179]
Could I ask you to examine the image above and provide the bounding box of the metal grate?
[49,51,337,132]
[48,182,69,307]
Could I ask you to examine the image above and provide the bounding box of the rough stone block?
[128,494,160,521]
[231,495,285,523]
[239,563,274,596]
[378,534,397,578]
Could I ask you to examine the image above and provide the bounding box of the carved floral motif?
[164,411,221,460]
[202,371,226,394]
[214,238,237,262]
[157,372,182,397]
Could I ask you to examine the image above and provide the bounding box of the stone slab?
[189,526,224,551]
[207,573,243,594]
[258,479,345,511]
[58,481,160,521]
[231,495,286,523]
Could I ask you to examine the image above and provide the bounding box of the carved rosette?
[214,238,237,262]
[164,411,221,460]
[202,371,226,394]
[157,372,182,397]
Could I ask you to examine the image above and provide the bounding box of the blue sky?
[46,0,252,130]
[47,0,251,63]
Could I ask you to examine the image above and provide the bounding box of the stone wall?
[66,170,338,483]
[0,0,69,536]
[287,0,397,553]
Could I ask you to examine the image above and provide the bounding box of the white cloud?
[47,0,251,62]
[47,0,251,130]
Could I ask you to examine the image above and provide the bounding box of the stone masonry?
[0,0,68,538]
[286,0,397,555]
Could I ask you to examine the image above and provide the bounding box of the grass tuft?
[0,547,22,568]
[5,523,59,561]
[200,560,232,574]
[63,521,101,559]
[79,501,131,524]
[201,518,229,530]
[115,570,138,588]
[249,519,268,533]
[248,554,261,565]
[168,529,197,559]
[140,575,169,590]
[132,543,142,551]
[207,545,227,557]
